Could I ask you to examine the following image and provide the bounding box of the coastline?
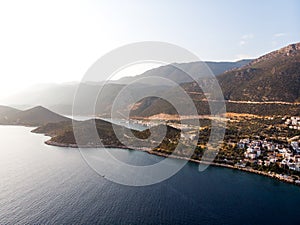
[45,140,300,186]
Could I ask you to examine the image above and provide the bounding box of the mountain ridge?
[1,43,299,117]
[129,42,300,117]
[116,59,252,85]
[218,42,300,102]
[0,59,251,114]
[0,105,71,126]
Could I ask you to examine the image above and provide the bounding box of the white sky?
[0,1,114,97]
[110,63,163,80]
[0,0,299,98]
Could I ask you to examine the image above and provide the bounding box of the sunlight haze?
[0,0,299,97]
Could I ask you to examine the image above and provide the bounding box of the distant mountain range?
[0,105,70,126]
[115,60,252,85]
[0,59,251,113]
[0,105,21,117]
[1,43,300,117]
[131,43,300,117]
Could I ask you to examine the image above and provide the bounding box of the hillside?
[0,106,71,126]
[0,105,21,117]
[2,43,299,118]
[129,98,300,117]
[117,60,251,85]
[129,43,300,117]
[33,119,181,151]
[218,43,300,102]
[0,60,250,115]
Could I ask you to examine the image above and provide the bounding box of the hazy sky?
[0,0,299,97]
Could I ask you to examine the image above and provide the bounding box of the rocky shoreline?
[45,140,300,187]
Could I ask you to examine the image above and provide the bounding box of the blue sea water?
[0,126,299,225]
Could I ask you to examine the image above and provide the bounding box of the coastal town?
[236,138,300,184]
[240,138,300,170]
[210,115,300,185]
[133,114,300,186]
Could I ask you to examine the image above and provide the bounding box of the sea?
[0,126,299,225]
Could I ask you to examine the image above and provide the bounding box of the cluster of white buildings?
[283,116,300,130]
[243,140,262,160]
[238,138,300,171]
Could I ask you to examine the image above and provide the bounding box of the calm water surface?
[0,126,299,225]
